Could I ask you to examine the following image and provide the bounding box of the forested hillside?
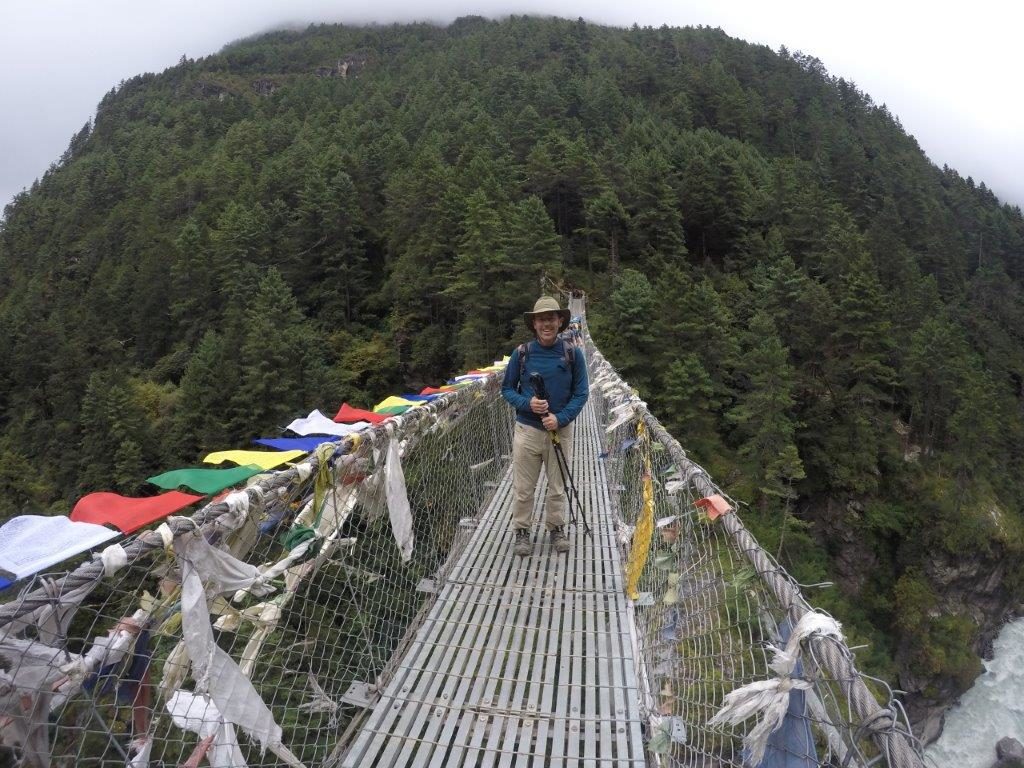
[2,15,1023,728]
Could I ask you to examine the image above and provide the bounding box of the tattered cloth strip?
[252,436,339,453]
[223,469,361,678]
[52,609,151,712]
[166,690,246,767]
[332,403,389,425]
[203,450,304,471]
[72,492,203,534]
[291,408,373,434]
[624,421,654,601]
[147,465,263,496]
[419,386,455,395]
[753,617,819,768]
[126,735,152,768]
[709,612,842,766]
[377,427,413,562]
[174,531,282,752]
[606,401,637,433]
[0,637,69,767]
[4,577,100,647]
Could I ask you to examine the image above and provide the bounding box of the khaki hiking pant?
[511,422,574,531]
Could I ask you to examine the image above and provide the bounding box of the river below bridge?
[925,618,1024,767]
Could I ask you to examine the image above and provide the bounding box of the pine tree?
[583,189,629,274]
[172,331,237,460]
[653,269,739,403]
[525,133,599,236]
[445,189,514,366]
[232,269,326,438]
[904,315,971,449]
[597,269,658,392]
[78,371,152,495]
[948,371,1002,489]
[811,254,898,494]
[0,448,54,518]
[749,240,834,364]
[304,170,370,325]
[829,254,897,409]
[659,355,720,456]
[170,219,213,343]
[727,311,805,503]
[208,201,270,284]
[625,149,686,264]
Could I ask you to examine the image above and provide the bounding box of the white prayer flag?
[0,515,119,581]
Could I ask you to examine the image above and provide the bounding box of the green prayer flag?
[374,405,411,415]
[147,465,263,495]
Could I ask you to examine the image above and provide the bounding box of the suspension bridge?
[0,293,924,767]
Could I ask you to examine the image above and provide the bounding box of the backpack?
[516,338,577,393]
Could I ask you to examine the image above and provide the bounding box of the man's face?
[533,311,560,345]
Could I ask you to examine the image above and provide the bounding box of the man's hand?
[541,413,558,431]
[530,396,549,414]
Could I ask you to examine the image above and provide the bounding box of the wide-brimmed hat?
[523,295,571,332]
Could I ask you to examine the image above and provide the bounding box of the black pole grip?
[529,372,548,401]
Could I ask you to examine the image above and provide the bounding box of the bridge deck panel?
[340,401,646,767]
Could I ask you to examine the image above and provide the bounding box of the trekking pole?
[529,374,592,539]
[552,434,592,539]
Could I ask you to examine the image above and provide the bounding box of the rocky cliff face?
[314,52,369,78]
[806,496,1021,745]
[900,548,1018,744]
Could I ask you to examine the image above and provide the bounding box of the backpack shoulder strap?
[563,339,576,371]
[517,342,530,391]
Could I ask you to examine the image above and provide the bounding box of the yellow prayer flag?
[372,395,426,413]
[625,421,655,601]
[202,450,305,470]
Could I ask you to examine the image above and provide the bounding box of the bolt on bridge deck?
[339,399,647,767]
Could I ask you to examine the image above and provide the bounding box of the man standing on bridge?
[501,296,589,557]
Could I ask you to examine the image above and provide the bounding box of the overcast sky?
[2,0,1022,213]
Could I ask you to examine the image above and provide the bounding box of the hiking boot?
[550,526,570,554]
[513,528,532,557]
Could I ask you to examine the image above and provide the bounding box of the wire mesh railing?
[0,375,514,767]
[0,286,926,768]
[586,328,925,768]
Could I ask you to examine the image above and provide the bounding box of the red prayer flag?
[695,494,732,521]
[332,402,389,424]
[71,491,204,534]
[419,387,446,395]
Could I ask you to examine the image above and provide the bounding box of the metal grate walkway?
[340,399,647,767]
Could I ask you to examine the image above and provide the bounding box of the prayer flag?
[375,405,410,415]
[147,465,263,495]
[0,515,120,580]
[289,409,372,435]
[72,491,203,534]
[373,396,426,413]
[332,403,389,424]
[203,450,304,470]
[253,436,340,452]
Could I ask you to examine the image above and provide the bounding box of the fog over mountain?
[2,0,1022,210]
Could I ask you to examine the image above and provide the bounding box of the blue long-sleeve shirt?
[501,339,589,430]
